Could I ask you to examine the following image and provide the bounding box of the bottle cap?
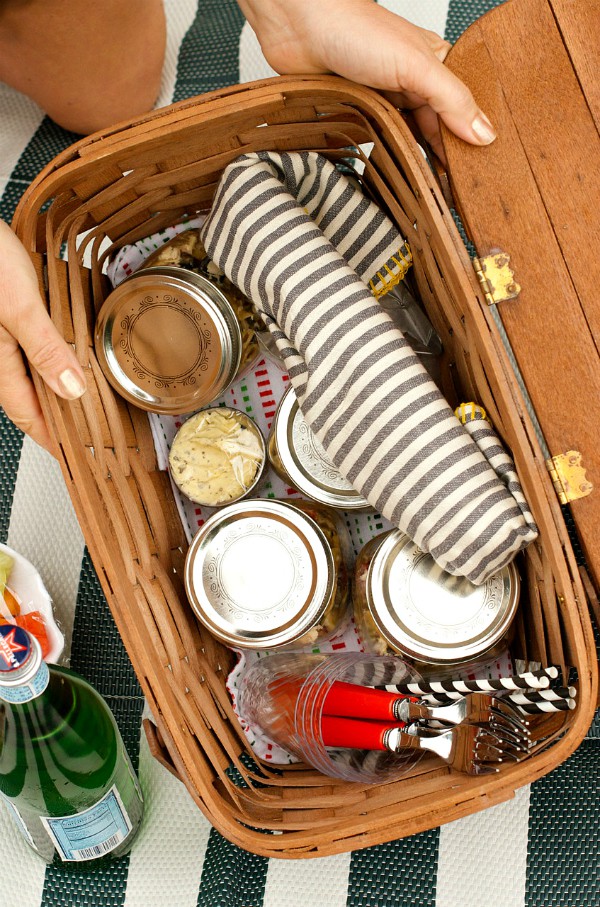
[0,624,34,674]
[0,625,48,702]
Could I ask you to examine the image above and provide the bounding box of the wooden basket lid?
[443,0,600,594]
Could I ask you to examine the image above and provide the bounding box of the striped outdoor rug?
[0,2,598,906]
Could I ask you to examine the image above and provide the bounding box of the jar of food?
[184,498,352,649]
[353,530,520,673]
[169,406,266,507]
[267,386,370,510]
[95,231,262,413]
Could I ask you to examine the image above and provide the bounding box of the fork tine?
[471,762,502,775]
[473,740,504,761]
[486,723,530,752]
[467,726,513,773]
[519,711,569,755]
[420,721,526,754]
[477,739,521,762]
[465,692,533,739]
[487,711,531,741]
[399,721,525,775]
[490,695,535,726]
[475,725,527,754]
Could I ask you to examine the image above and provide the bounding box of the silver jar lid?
[365,531,520,665]
[268,387,369,510]
[184,499,335,648]
[94,266,242,413]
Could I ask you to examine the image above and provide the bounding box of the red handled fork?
[320,715,519,775]
[322,681,531,746]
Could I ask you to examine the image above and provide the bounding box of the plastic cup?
[237,651,423,783]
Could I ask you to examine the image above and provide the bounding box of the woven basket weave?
[13,76,598,858]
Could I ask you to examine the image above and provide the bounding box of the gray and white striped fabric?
[201,151,538,584]
[1,2,598,907]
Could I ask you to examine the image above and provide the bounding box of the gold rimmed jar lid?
[365,530,520,665]
[94,266,242,413]
[184,499,335,649]
[268,387,370,510]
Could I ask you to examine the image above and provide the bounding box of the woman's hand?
[238,0,496,161]
[0,220,86,453]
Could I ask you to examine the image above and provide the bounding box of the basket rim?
[14,75,401,225]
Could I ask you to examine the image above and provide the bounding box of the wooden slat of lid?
[551,0,600,130]
[443,0,600,590]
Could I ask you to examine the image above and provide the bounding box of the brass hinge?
[472,253,520,306]
[545,450,594,505]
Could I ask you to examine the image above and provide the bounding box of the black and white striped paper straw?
[515,698,576,714]
[498,686,577,705]
[404,689,576,710]
[374,667,560,696]
[420,690,576,712]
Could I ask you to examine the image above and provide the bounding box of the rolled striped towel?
[201,151,538,584]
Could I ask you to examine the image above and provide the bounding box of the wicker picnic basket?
[12,72,598,857]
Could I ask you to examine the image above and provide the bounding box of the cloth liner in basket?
[200,151,538,585]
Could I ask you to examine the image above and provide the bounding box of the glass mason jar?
[184,498,353,649]
[169,406,267,508]
[267,386,371,510]
[353,529,520,674]
[95,230,263,414]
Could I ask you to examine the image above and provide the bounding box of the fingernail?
[58,368,86,399]
[472,112,496,144]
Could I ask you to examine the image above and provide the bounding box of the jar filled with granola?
[184,498,352,649]
[353,529,520,674]
[95,230,263,414]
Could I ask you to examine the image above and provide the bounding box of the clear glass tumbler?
[237,651,423,782]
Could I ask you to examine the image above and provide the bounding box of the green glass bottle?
[0,623,144,867]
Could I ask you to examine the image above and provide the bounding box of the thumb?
[412,42,497,147]
[0,220,87,401]
[14,303,87,402]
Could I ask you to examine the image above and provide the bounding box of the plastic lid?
[269,387,369,509]
[184,499,335,648]
[366,531,520,664]
[94,266,242,413]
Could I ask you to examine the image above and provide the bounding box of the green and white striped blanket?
[0,2,597,905]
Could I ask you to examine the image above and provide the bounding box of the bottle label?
[0,659,49,703]
[40,784,133,862]
[0,793,40,852]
